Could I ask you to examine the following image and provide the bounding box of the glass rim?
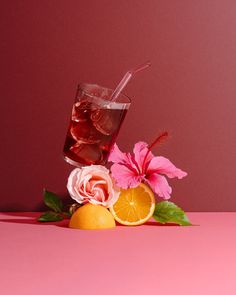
[77,82,132,105]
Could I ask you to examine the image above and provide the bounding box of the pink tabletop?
[1,212,236,294]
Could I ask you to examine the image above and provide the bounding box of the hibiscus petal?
[146,174,172,199]
[133,141,154,172]
[110,163,142,189]
[108,143,128,164]
[109,143,140,177]
[147,156,187,179]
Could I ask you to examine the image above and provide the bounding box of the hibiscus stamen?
[142,131,168,173]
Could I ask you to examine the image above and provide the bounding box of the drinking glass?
[63,83,131,167]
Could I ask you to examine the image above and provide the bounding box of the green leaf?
[62,212,72,218]
[43,189,63,213]
[153,201,192,226]
[37,211,64,222]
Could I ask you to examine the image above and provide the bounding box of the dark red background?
[1,0,236,211]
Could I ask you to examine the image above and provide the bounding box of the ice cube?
[70,143,103,165]
[71,101,99,122]
[90,109,119,136]
[70,120,102,144]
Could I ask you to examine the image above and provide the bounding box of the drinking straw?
[110,61,151,101]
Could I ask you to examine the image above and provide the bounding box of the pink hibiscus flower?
[108,133,187,200]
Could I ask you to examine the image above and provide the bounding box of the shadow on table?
[115,221,180,227]
[1,213,184,228]
[0,212,69,228]
[145,221,180,226]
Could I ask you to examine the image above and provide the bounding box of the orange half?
[109,183,155,226]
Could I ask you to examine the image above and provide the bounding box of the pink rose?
[67,165,119,207]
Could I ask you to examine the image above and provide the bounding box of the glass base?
[63,152,109,167]
[63,155,83,167]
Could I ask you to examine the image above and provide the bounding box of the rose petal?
[80,174,92,196]
[147,156,187,179]
[89,198,104,206]
[67,165,119,207]
[80,165,110,177]
[146,173,172,199]
[67,168,84,203]
[90,179,106,191]
[103,190,120,207]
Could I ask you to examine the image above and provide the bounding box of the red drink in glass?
[63,83,131,166]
